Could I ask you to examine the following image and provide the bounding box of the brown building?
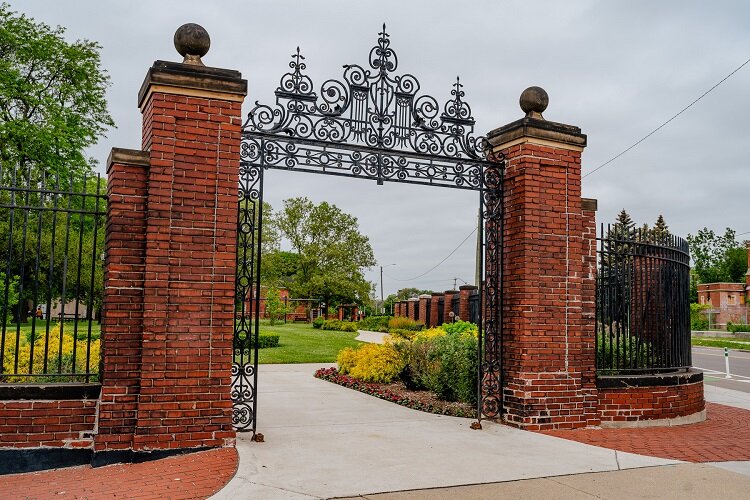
[696,242,750,328]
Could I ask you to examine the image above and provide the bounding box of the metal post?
[725,347,732,379]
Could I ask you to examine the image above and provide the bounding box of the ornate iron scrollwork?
[241,25,492,190]
[234,26,506,432]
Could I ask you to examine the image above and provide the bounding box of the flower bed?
[314,367,475,418]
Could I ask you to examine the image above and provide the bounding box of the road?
[693,346,750,393]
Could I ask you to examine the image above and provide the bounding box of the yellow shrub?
[2,324,100,382]
[413,327,446,341]
[336,343,404,383]
[336,347,358,374]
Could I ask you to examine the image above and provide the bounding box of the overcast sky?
[10,0,750,298]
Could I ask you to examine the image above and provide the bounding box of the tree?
[264,286,288,326]
[383,288,435,315]
[270,197,376,308]
[0,4,114,182]
[0,272,19,322]
[687,228,747,284]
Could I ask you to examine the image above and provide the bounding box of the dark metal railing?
[424,298,431,327]
[0,168,105,383]
[437,297,444,325]
[596,224,691,374]
[451,294,460,318]
[469,292,480,325]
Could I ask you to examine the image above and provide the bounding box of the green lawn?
[256,321,362,364]
[3,319,100,341]
[691,337,750,350]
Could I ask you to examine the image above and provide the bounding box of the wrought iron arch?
[233,25,504,434]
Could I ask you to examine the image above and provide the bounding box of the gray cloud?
[10,0,750,296]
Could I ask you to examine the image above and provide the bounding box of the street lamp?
[380,263,396,314]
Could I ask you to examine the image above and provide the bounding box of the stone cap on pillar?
[106,148,150,174]
[138,24,247,108]
[418,294,432,299]
[458,285,477,291]
[444,290,459,295]
[487,86,586,151]
[582,198,598,211]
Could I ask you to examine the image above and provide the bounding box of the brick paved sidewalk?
[542,403,750,463]
[0,447,237,499]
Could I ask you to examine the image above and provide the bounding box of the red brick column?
[582,198,598,396]
[407,299,418,321]
[488,88,598,430]
[443,290,458,323]
[418,295,430,326]
[458,285,476,322]
[133,59,246,451]
[95,149,150,453]
[430,293,443,326]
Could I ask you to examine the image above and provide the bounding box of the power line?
[383,227,477,282]
[583,56,750,180]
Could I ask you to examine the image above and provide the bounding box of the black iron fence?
[0,169,105,383]
[596,225,691,374]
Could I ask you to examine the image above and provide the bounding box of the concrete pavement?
[335,464,750,500]
[212,363,750,500]
[213,364,678,499]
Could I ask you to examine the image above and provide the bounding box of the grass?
[691,337,750,350]
[255,321,362,364]
[3,319,100,341]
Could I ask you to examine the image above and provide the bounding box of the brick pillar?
[458,285,476,322]
[430,293,444,326]
[407,299,418,321]
[96,39,247,459]
[443,290,458,323]
[418,294,430,326]
[96,149,150,453]
[487,87,598,430]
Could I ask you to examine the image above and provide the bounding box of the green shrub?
[258,334,280,348]
[690,303,709,331]
[357,315,391,332]
[388,317,422,332]
[440,320,478,336]
[596,333,653,373]
[728,323,750,333]
[321,319,358,332]
[393,331,477,404]
[312,316,325,329]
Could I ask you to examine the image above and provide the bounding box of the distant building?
[697,242,750,328]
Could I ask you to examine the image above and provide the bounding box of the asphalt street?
[693,346,750,393]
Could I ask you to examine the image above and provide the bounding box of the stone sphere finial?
[519,86,548,119]
[174,23,210,66]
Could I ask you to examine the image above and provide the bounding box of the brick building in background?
[697,241,750,328]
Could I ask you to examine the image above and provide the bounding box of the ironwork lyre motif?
[234,26,506,433]
[241,24,495,190]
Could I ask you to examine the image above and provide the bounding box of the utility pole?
[453,277,457,290]
[380,265,384,313]
[380,263,395,314]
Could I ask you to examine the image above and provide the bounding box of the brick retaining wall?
[597,371,705,425]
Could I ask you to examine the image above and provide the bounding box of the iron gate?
[232,26,504,433]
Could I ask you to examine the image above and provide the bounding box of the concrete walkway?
[355,329,388,344]
[214,364,681,499]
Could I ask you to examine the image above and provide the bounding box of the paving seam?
[324,464,674,499]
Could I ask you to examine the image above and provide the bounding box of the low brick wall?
[597,370,705,426]
[0,385,101,473]
[0,399,97,449]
